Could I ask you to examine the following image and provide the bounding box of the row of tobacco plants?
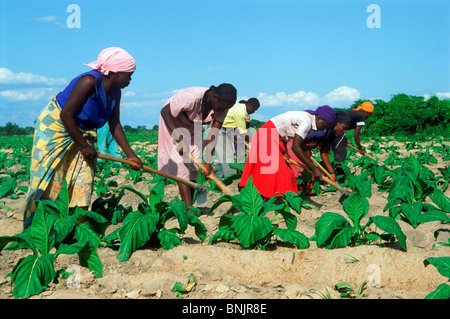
[0,137,449,298]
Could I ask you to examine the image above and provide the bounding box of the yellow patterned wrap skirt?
[23,97,97,229]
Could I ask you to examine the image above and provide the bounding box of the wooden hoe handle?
[97,153,205,192]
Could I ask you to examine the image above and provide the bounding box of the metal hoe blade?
[194,185,208,205]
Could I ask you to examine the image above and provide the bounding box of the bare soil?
[0,140,449,300]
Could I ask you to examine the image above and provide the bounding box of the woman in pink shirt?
[158,84,237,208]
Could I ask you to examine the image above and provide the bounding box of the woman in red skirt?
[239,106,335,198]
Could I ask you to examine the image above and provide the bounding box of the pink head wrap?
[84,47,136,75]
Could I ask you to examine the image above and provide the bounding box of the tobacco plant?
[104,182,207,262]
[91,188,132,225]
[0,176,28,199]
[384,154,450,228]
[0,181,105,298]
[437,166,450,192]
[423,256,450,299]
[209,178,310,249]
[314,192,407,250]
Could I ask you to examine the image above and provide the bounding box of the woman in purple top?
[22,47,142,229]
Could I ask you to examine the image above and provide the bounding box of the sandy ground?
[0,140,449,300]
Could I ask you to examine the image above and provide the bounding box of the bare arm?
[60,75,97,160]
[353,126,365,154]
[108,101,142,170]
[291,134,322,180]
[320,144,336,181]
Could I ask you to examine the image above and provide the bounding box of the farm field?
[0,134,449,300]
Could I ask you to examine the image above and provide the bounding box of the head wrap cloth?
[313,105,336,124]
[305,105,336,124]
[84,47,136,75]
[354,101,374,113]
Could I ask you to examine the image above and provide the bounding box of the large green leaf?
[0,177,16,199]
[373,166,387,184]
[283,191,303,214]
[149,181,165,213]
[187,213,207,242]
[5,231,35,253]
[424,257,450,279]
[10,254,56,299]
[325,226,354,249]
[58,179,70,218]
[55,240,87,256]
[240,178,263,216]
[209,195,232,213]
[217,214,235,230]
[404,153,421,177]
[417,209,450,224]
[355,177,372,198]
[158,227,182,250]
[168,199,189,233]
[0,235,18,252]
[209,229,237,244]
[75,207,109,224]
[232,213,272,248]
[121,185,148,205]
[388,184,414,205]
[276,205,297,231]
[315,212,351,248]
[117,211,158,261]
[229,194,245,212]
[369,215,407,251]
[78,241,103,278]
[52,215,76,243]
[400,201,422,228]
[273,227,309,249]
[428,189,450,212]
[388,176,414,201]
[74,222,102,248]
[343,192,369,229]
[424,283,450,299]
[30,202,55,255]
[262,196,286,215]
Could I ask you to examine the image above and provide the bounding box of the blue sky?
[0,0,449,128]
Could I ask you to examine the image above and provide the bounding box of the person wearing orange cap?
[331,101,374,178]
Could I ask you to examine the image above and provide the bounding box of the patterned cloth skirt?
[22,97,97,229]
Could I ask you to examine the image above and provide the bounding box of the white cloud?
[257,90,320,107]
[0,88,57,102]
[435,92,450,99]
[35,16,59,23]
[256,86,361,108]
[322,86,361,105]
[423,92,450,100]
[0,68,67,86]
[123,91,136,97]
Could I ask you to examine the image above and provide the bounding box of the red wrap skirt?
[239,120,298,198]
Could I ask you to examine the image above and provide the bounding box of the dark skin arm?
[291,134,322,180]
[350,126,365,154]
[161,103,223,177]
[60,75,98,160]
[108,100,142,170]
[320,144,336,182]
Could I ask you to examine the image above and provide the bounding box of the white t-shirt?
[270,111,317,139]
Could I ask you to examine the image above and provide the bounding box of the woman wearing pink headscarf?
[23,47,142,229]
